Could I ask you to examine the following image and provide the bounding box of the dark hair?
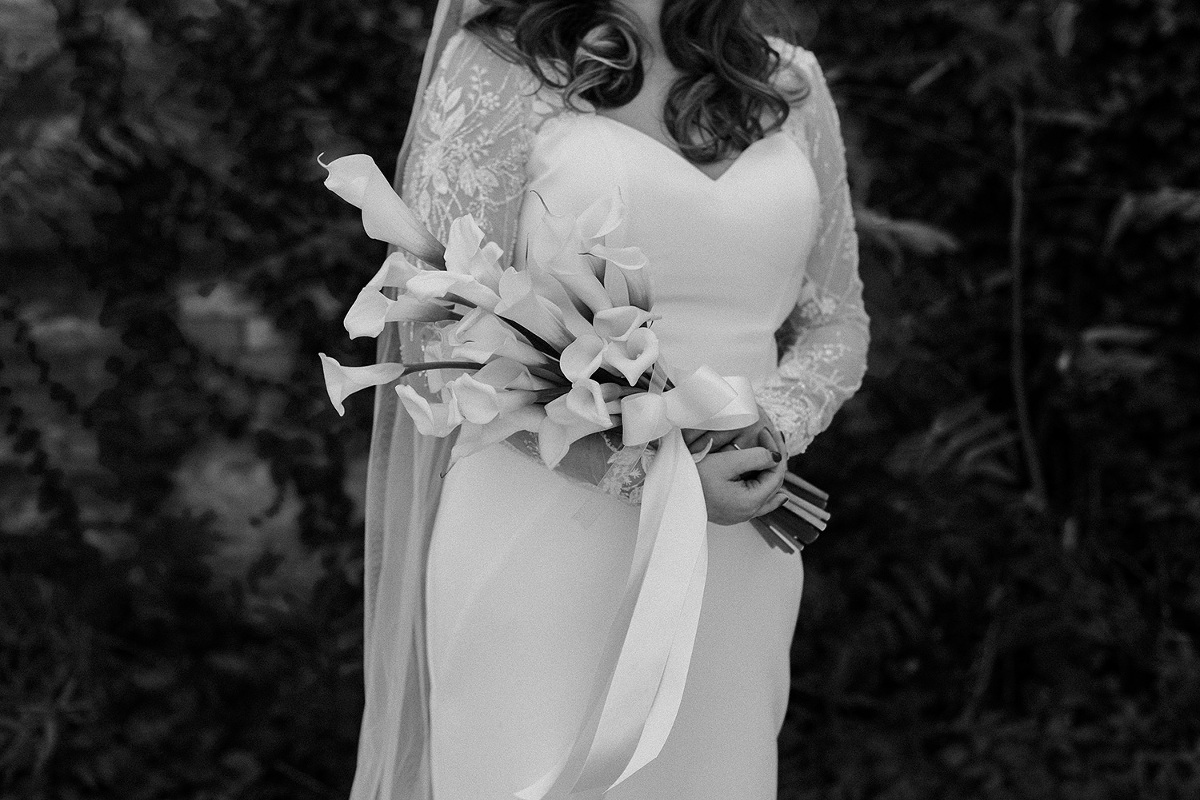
[465,0,807,164]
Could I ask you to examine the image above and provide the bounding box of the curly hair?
[465,0,807,164]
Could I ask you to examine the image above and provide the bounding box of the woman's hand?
[683,406,787,461]
[694,427,789,526]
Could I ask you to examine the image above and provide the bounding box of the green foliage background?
[1,0,1197,797]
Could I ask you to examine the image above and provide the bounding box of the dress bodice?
[515,112,821,382]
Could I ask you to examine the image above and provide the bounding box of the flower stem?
[400,361,485,377]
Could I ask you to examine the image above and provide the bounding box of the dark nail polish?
[772,451,782,463]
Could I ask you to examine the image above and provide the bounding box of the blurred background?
[2,0,1197,797]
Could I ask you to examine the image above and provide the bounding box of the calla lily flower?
[319,354,408,416]
[445,215,505,290]
[551,267,615,317]
[592,306,657,342]
[494,269,574,352]
[372,251,426,288]
[452,405,546,464]
[406,270,502,312]
[559,335,607,383]
[320,154,446,268]
[575,191,625,247]
[344,252,453,338]
[345,289,456,339]
[447,372,540,425]
[558,311,660,385]
[604,327,660,385]
[590,244,652,312]
[395,384,464,437]
[472,356,554,392]
[524,263,596,341]
[525,196,616,317]
[537,379,616,469]
[446,308,549,367]
[562,379,613,426]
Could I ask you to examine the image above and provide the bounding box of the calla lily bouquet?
[317,153,677,470]
[317,153,829,553]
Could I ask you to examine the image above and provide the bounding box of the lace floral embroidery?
[755,40,871,456]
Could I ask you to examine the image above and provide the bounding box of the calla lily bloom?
[344,252,453,338]
[447,372,541,425]
[592,306,657,342]
[395,384,464,437]
[319,354,408,416]
[446,308,550,367]
[345,289,456,339]
[406,270,502,312]
[590,244,652,312]
[371,251,426,288]
[575,191,625,247]
[320,154,446,268]
[525,196,616,316]
[604,327,660,386]
[495,269,574,352]
[558,311,660,385]
[538,379,616,469]
[524,262,596,341]
[559,335,607,383]
[452,405,546,464]
[472,356,555,392]
[445,215,505,290]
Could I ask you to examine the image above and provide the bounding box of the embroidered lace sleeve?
[758,42,871,457]
[400,30,536,260]
[397,29,648,503]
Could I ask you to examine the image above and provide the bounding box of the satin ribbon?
[519,369,758,799]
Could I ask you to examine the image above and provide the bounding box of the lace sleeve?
[756,43,871,457]
[400,30,535,263]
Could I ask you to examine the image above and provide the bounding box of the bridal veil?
[353,2,480,799]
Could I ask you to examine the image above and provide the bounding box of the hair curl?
[466,0,806,164]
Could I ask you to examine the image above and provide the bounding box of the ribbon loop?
[620,368,759,448]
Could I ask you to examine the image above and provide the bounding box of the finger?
[748,464,787,497]
[682,429,707,447]
[706,429,742,452]
[773,427,789,461]
[754,491,788,518]
[727,445,782,475]
[686,434,713,455]
[756,426,777,453]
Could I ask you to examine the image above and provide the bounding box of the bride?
[350,0,869,798]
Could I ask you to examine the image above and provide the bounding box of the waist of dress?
[652,320,781,383]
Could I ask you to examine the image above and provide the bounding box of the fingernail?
[772,451,782,463]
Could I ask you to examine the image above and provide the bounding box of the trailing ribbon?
[518,370,758,799]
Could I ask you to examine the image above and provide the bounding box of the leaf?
[855,206,960,258]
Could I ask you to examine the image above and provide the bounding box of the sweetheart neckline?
[589,114,784,184]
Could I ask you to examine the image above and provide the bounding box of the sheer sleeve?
[392,29,533,397]
[757,42,871,457]
[400,30,535,263]
[393,29,649,503]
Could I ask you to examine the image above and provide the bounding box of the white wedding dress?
[389,29,869,800]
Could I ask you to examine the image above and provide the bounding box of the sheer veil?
[353,2,481,799]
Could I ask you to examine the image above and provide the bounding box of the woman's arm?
[757,43,871,458]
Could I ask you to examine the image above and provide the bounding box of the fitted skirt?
[426,442,804,799]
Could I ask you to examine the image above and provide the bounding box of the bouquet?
[316,153,829,552]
